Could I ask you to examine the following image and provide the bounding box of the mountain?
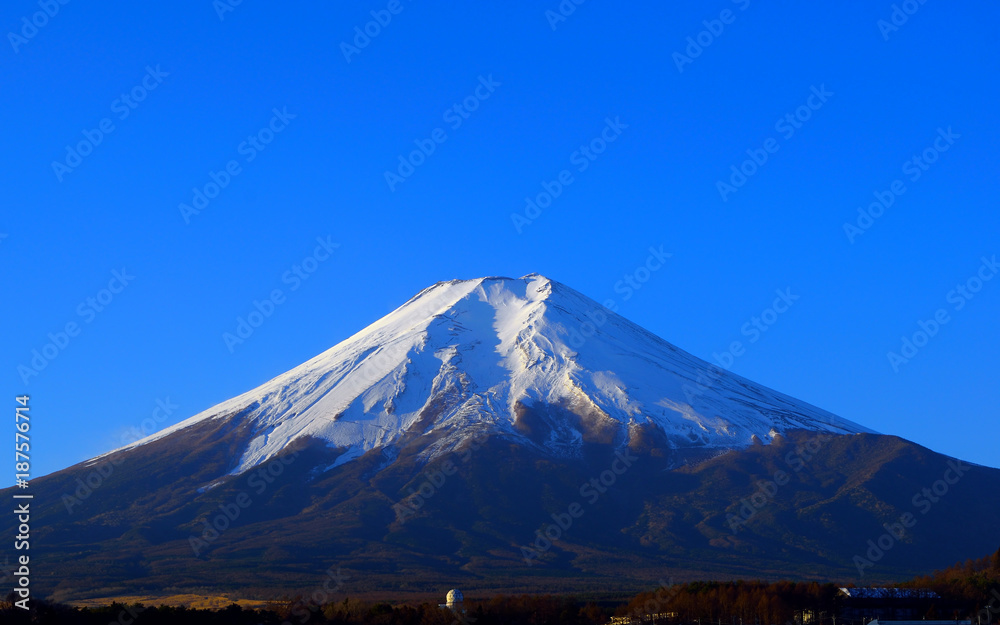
[8,275,1000,603]
[103,274,873,471]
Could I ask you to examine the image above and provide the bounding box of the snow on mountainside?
[107,274,875,475]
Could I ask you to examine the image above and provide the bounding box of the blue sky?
[2,1,998,480]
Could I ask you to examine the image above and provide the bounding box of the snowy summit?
[113,275,874,475]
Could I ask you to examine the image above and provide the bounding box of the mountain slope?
[103,275,872,478]
[16,430,1000,602]
[8,274,997,602]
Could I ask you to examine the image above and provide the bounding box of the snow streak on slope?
[109,274,875,474]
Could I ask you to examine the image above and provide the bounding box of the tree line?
[4,546,998,625]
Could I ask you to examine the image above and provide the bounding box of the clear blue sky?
[3,1,998,480]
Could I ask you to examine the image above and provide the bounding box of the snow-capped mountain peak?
[112,274,874,474]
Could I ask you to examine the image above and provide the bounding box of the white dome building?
[441,589,465,613]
